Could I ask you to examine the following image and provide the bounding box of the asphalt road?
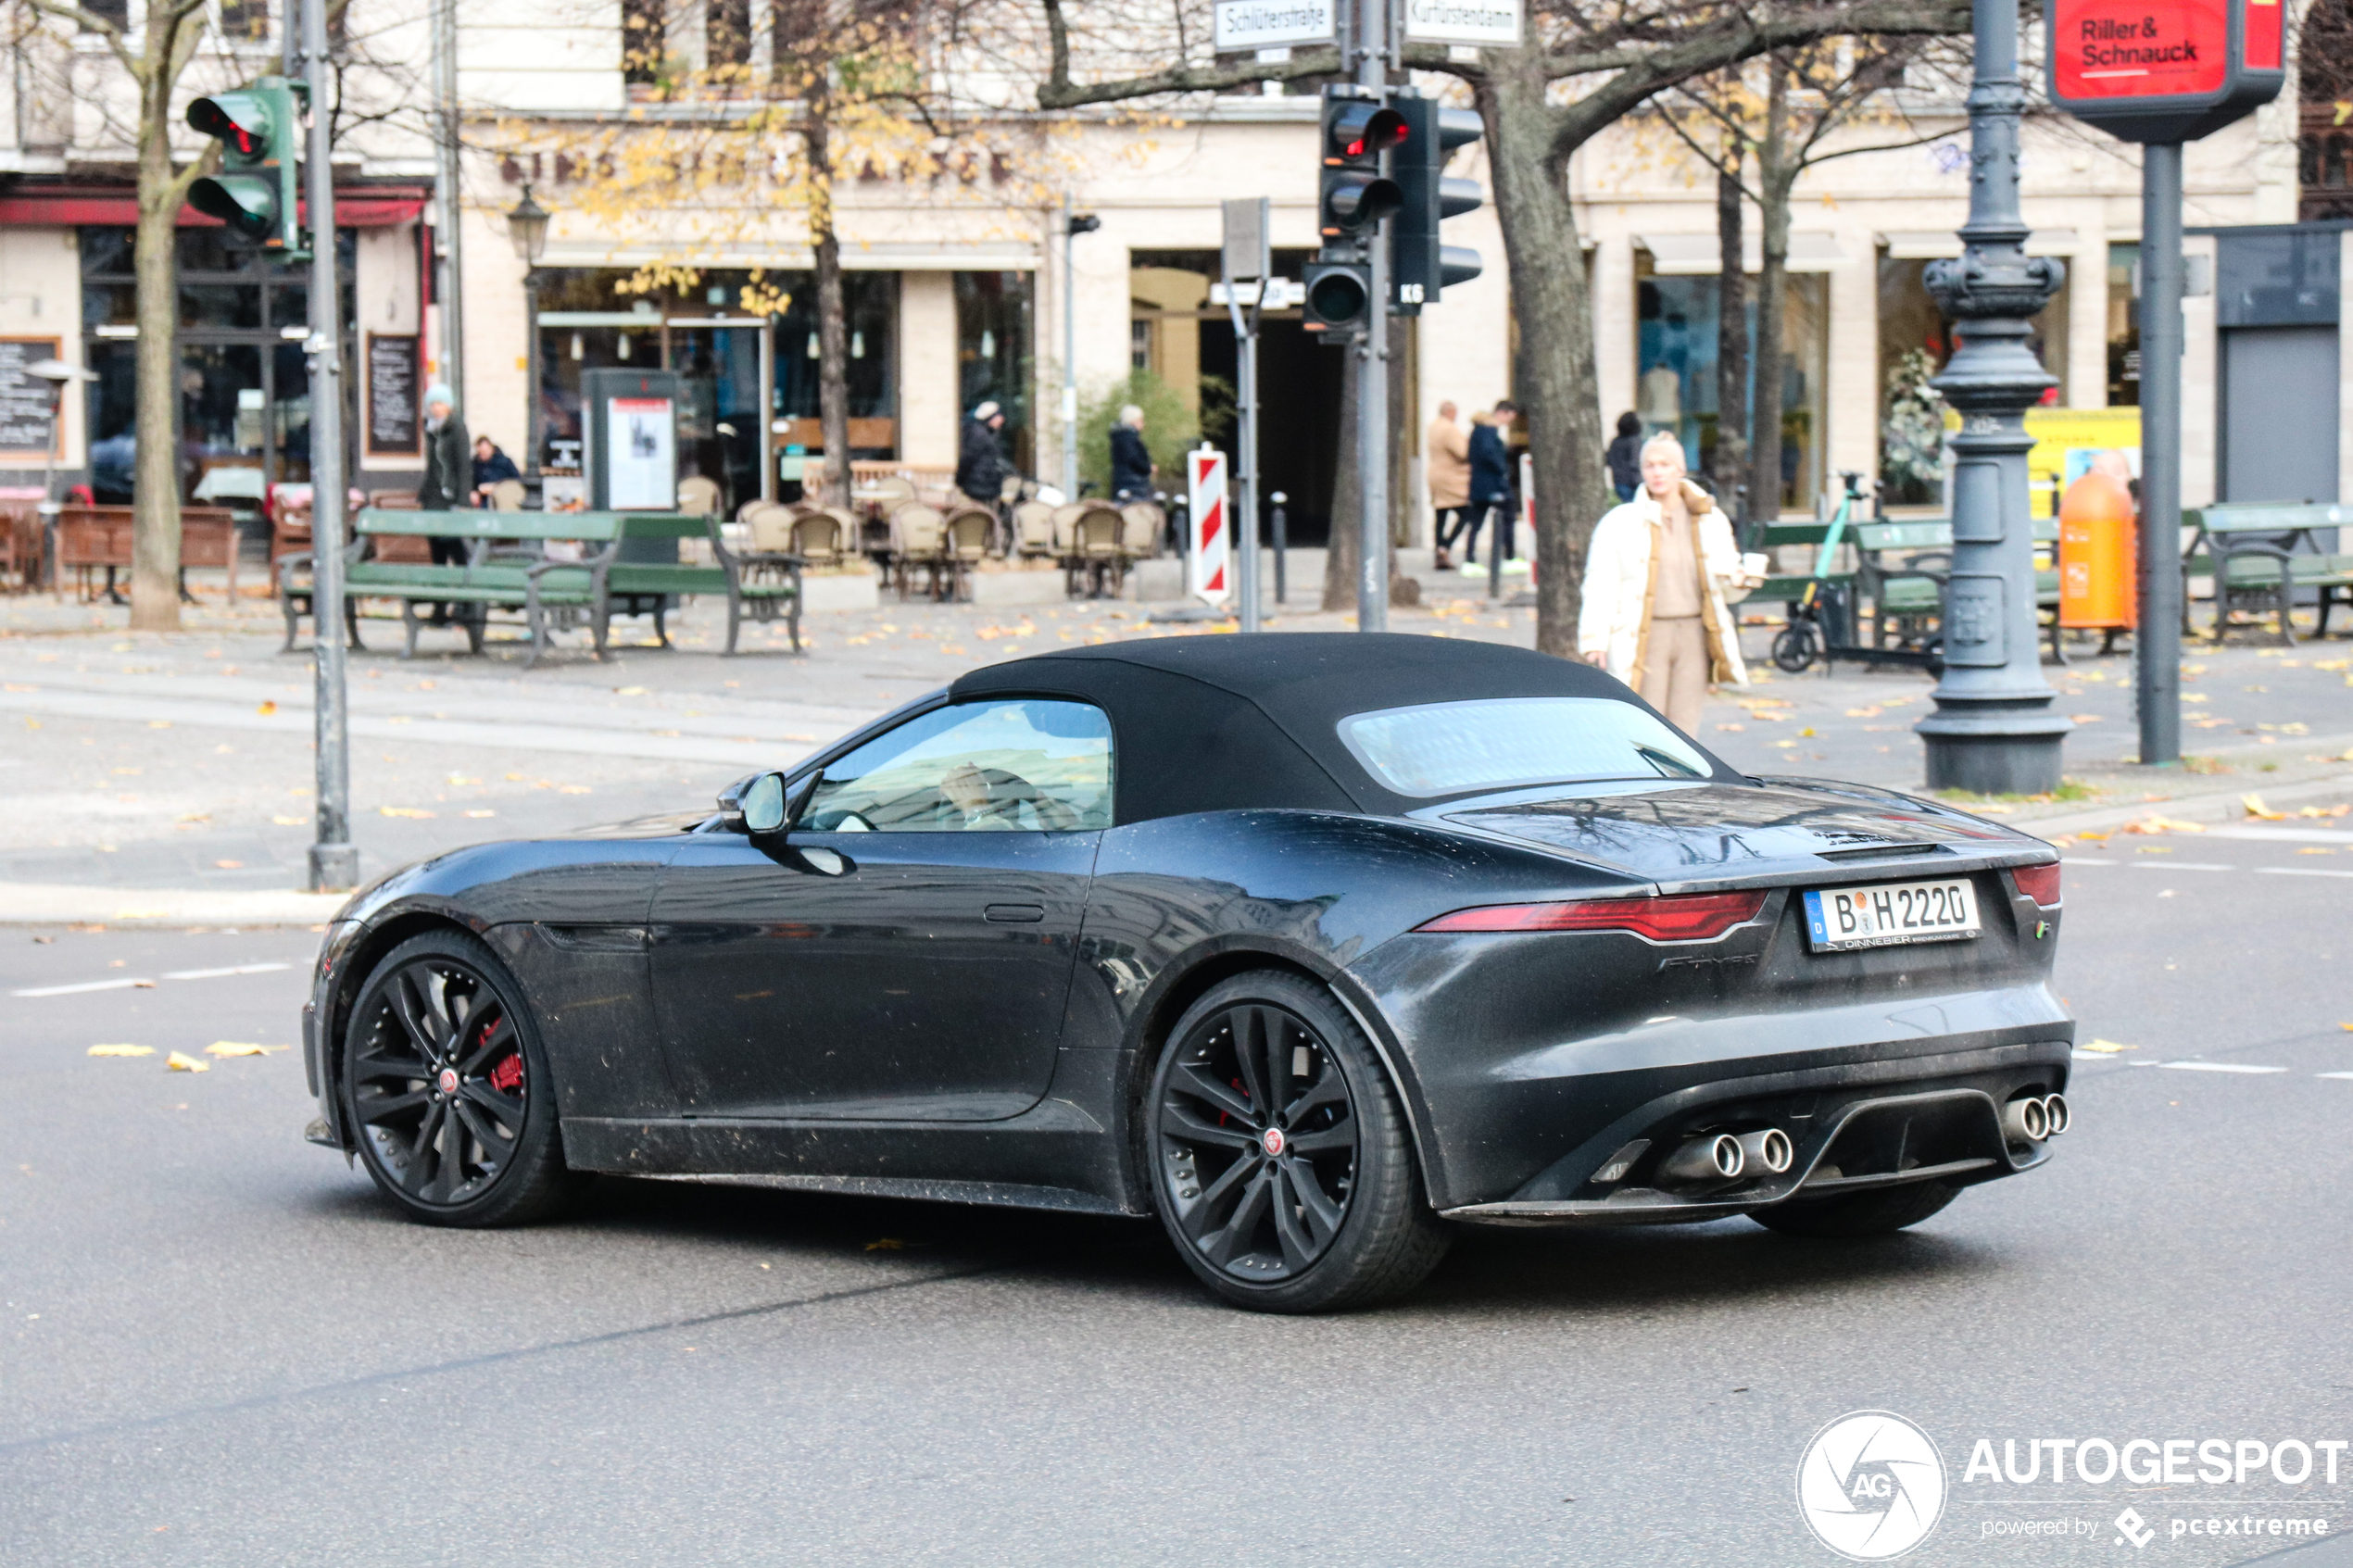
[5,821,2353,1566]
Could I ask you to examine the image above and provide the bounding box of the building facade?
[0,0,2337,542]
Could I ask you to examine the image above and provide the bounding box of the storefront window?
[79,226,355,506]
[1635,258,1826,516]
[1877,250,2070,503]
[2107,242,2140,406]
[957,270,1034,476]
[533,266,900,502]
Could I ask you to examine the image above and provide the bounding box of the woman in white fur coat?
[1576,432,1754,734]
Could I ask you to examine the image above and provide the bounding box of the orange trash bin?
[2057,467,2136,629]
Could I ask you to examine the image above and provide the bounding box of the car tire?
[1145,971,1450,1313]
[1747,1179,1960,1238]
[340,929,583,1227]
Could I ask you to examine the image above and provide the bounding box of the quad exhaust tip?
[2003,1093,2070,1144]
[1737,1127,1794,1175]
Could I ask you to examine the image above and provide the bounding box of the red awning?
[0,189,429,228]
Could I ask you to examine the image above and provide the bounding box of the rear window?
[1336,696,1713,797]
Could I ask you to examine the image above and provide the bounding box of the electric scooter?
[1768,472,1944,676]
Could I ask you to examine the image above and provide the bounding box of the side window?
[799,700,1114,834]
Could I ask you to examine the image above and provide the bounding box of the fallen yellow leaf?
[87,1044,154,1058]
[379,806,435,819]
[2242,793,2287,821]
[2081,1038,2137,1053]
[204,1041,288,1057]
[165,1051,209,1073]
[271,815,306,826]
[615,685,650,696]
[257,700,277,716]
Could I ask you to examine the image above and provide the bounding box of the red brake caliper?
[483,1021,522,1092]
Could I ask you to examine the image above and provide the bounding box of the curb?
[2008,770,2353,836]
[0,882,349,929]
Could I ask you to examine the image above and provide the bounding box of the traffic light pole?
[301,0,357,892]
[2137,143,2184,768]
[1354,0,1390,634]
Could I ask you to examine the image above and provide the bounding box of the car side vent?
[1815,843,1955,862]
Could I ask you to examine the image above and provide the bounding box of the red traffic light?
[189,94,275,159]
[1327,103,1408,165]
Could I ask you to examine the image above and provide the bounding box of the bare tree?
[1035,0,1973,654]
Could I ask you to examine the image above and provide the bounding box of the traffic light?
[1302,260,1374,339]
[187,78,307,257]
[1319,87,1406,244]
[1389,93,1486,314]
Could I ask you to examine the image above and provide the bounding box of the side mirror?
[717,771,789,835]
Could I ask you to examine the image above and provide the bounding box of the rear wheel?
[340,930,582,1227]
[1145,972,1449,1313]
[1748,1180,1960,1238]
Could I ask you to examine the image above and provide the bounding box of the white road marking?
[2151,1060,2291,1074]
[2253,866,2353,879]
[2201,824,2353,845]
[10,977,153,997]
[15,961,293,997]
[2316,1072,2353,1081]
[2128,861,2237,872]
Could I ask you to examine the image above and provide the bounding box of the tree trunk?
[1321,345,1360,611]
[1478,55,1610,657]
[807,117,851,508]
[1749,64,1794,524]
[129,36,187,631]
[1712,147,1749,521]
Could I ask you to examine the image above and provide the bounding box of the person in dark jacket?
[1605,409,1643,503]
[471,434,522,505]
[1466,401,1516,561]
[1108,404,1153,499]
[417,385,470,623]
[956,401,1010,504]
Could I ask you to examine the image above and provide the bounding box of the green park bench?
[2182,502,2353,646]
[1745,516,2068,664]
[277,510,804,666]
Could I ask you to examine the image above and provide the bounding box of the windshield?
[1336,696,1714,797]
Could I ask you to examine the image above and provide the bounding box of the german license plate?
[1802,879,1981,951]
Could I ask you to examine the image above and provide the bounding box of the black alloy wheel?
[341,930,580,1226]
[1148,972,1450,1312]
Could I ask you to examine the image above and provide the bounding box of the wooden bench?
[2182,502,2353,646]
[55,505,239,604]
[279,510,802,664]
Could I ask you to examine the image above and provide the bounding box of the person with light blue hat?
[417,383,471,623]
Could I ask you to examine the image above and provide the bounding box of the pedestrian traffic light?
[1319,87,1406,242]
[187,78,307,257]
[1302,259,1373,342]
[1389,93,1486,314]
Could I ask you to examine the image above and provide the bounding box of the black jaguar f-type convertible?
[301,633,2072,1311]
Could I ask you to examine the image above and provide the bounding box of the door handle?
[984,903,1045,923]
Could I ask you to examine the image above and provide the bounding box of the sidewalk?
[4,574,2347,923]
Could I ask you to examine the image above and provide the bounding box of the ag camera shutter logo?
[1796,1411,1948,1560]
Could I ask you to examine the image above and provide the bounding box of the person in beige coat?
[1577,432,1755,734]
[1425,402,1473,568]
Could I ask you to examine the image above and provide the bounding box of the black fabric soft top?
[949,633,1719,825]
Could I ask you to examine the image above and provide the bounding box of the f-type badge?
[1657,952,1761,972]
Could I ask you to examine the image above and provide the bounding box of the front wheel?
[1748,1180,1959,1238]
[1146,972,1450,1312]
[340,929,583,1227]
[1772,621,1820,673]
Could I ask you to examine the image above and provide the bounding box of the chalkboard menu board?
[367,333,421,457]
[0,338,64,457]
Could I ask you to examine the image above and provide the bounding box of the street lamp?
[25,357,96,592]
[1061,204,1100,502]
[507,184,551,478]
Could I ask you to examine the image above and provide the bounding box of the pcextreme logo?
[1797,1410,1949,1561]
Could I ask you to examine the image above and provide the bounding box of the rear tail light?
[1416,889,1767,941]
[2011,862,2062,907]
